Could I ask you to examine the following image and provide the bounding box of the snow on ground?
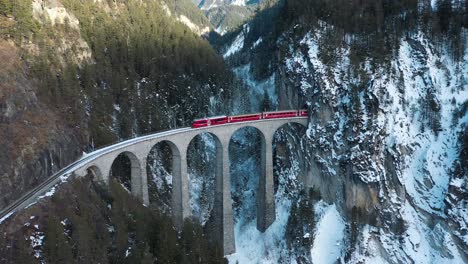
[215,25,227,36]
[0,211,14,224]
[252,37,262,48]
[310,202,346,264]
[228,128,308,263]
[227,194,293,263]
[233,63,277,111]
[348,202,466,263]
[32,0,80,29]
[280,25,467,262]
[149,158,172,190]
[294,31,349,98]
[224,31,245,58]
[189,171,213,225]
[231,0,247,6]
[177,15,210,35]
[29,230,45,262]
[200,0,219,10]
[388,33,468,215]
[380,201,465,263]
[224,25,249,58]
[38,186,56,199]
[188,133,216,225]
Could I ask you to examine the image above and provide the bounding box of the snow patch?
[177,15,210,36]
[161,2,171,16]
[224,31,245,58]
[0,211,14,224]
[252,37,262,49]
[231,0,247,6]
[310,203,346,264]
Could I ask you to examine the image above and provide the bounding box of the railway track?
[0,127,192,222]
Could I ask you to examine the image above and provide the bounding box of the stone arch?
[188,132,223,147]
[229,125,268,149]
[110,151,143,199]
[146,140,181,214]
[272,121,307,136]
[186,132,223,224]
[147,138,192,228]
[228,125,273,232]
[272,122,308,192]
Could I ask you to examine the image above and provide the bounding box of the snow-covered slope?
[194,0,262,35]
[194,0,259,10]
[276,29,466,263]
[216,0,467,261]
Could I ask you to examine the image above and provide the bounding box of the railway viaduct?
[7,117,308,255]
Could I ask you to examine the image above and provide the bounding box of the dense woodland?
[220,0,466,79]
[0,178,226,263]
[1,0,234,148]
[0,1,240,262]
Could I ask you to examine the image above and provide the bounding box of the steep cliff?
[0,39,82,210]
[218,0,467,262]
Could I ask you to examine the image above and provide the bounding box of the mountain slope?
[217,0,467,262]
[193,0,270,35]
[0,0,233,211]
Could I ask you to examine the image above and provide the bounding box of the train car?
[192,116,228,128]
[262,110,298,119]
[192,118,209,128]
[228,113,262,123]
[210,116,228,126]
[298,109,308,116]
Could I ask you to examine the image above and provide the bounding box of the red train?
[192,110,308,128]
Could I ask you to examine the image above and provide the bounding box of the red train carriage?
[192,116,228,128]
[298,109,308,117]
[192,118,209,128]
[262,110,298,119]
[210,116,228,125]
[191,110,308,128]
[228,113,262,123]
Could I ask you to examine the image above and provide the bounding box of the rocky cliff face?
[285,30,466,262]
[0,39,82,210]
[218,0,467,261]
